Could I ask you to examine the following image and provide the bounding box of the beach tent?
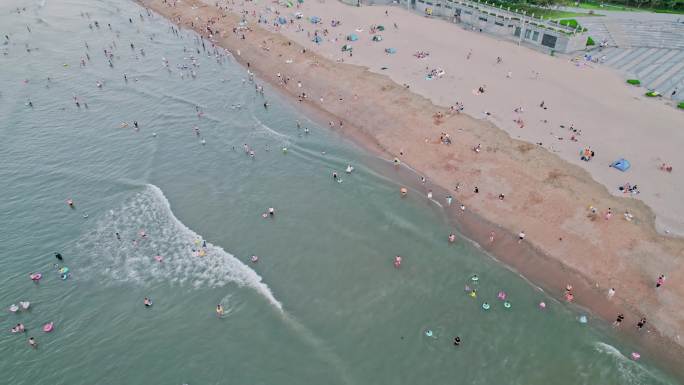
[312,35,323,43]
[347,33,359,41]
[610,158,631,172]
[297,0,304,3]
[310,16,321,24]
[385,47,396,54]
[377,25,385,31]
[278,16,287,24]
[341,44,353,52]
[372,35,383,42]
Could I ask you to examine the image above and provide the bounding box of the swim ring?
[504,301,511,309]
[497,291,507,300]
[471,274,479,282]
[250,255,259,263]
[579,315,588,324]
[30,273,42,281]
[154,255,163,262]
[482,302,490,310]
[631,352,641,360]
[425,329,433,337]
[9,304,19,313]
[43,322,54,333]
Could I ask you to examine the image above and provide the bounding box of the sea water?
[0,0,679,384]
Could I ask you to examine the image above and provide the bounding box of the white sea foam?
[593,342,666,385]
[75,184,283,311]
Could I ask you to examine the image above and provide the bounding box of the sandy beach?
[238,0,684,237]
[139,0,684,375]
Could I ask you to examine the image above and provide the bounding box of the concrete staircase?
[583,19,684,101]
[597,47,684,101]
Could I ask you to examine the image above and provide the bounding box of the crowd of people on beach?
[5,0,673,361]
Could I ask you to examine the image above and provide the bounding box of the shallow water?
[0,1,679,384]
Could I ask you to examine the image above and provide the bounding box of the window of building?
[524,29,531,39]
[541,33,557,48]
[495,21,504,26]
[478,16,488,22]
[532,31,540,41]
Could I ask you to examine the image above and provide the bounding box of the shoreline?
[137,0,684,380]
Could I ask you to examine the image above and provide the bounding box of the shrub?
[645,91,660,97]
[626,79,640,85]
[586,36,595,46]
[679,102,684,109]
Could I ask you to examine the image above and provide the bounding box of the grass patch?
[679,102,684,109]
[626,79,640,85]
[574,1,684,14]
[488,1,600,19]
[559,18,579,28]
[586,36,596,46]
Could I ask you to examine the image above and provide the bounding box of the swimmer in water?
[12,323,26,333]
[216,304,224,317]
[54,252,63,261]
[332,171,338,180]
[268,207,275,216]
[453,336,461,346]
[28,337,37,349]
[115,232,121,241]
[143,297,152,307]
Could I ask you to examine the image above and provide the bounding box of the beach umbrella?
[385,47,396,54]
[610,158,631,172]
[347,33,359,41]
[278,16,287,24]
[310,16,321,24]
[312,35,323,43]
[372,35,383,42]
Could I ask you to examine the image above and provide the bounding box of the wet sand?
[137,0,684,378]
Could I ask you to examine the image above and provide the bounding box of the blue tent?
[347,33,358,41]
[278,17,287,24]
[385,47,396,54]
[310,16,321,24]
[610,158,631,172]
[312,35,322,43]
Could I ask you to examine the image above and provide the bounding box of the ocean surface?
[0,0,679,384]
